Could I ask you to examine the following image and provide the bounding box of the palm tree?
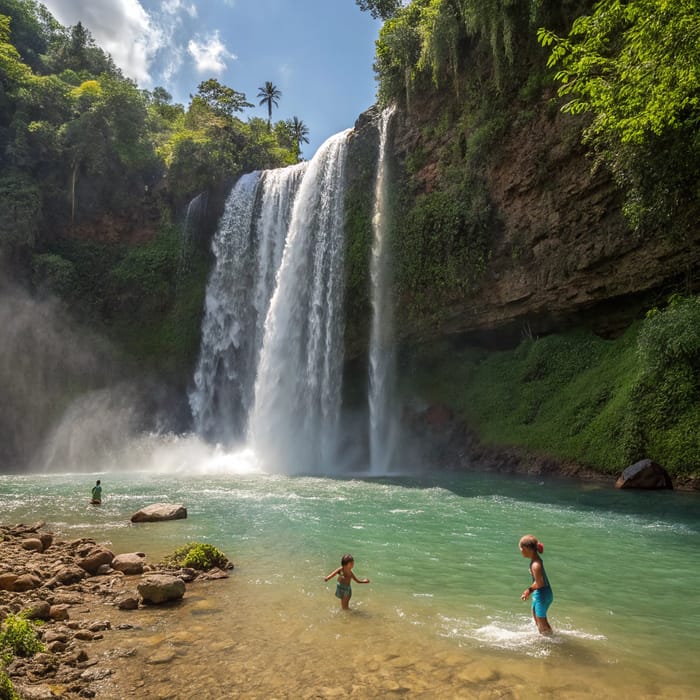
[257,81,281,129]
[288,116,309,159]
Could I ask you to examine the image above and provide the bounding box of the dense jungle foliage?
[0,0,303,379]
[353,0,699,315]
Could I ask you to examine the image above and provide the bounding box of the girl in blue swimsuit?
[324,554,370,609]
[519,534,553,635]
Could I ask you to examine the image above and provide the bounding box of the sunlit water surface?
[1,445,698,699]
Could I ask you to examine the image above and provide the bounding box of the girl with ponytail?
[519,534,553,635]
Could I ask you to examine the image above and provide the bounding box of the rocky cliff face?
[387,97,700,345]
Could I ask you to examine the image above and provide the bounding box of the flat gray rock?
[130,503,188,523]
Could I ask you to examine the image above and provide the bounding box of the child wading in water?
[519,534,553,635]
[324,554,370,609]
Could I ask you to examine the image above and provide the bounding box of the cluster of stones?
[0,520,232,699]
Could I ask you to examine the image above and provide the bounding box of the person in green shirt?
[91,480,102,505]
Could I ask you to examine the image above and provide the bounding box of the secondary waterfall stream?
[368,105,398,474]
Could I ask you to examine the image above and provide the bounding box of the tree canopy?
[539,0,700,146]
[0,0,308,270]
[539,0,700,233]
[355,0,402,20]
[370,0,698,236]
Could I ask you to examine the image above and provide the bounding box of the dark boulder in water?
[615,459,673,490]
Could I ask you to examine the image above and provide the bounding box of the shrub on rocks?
[160,543,233,571]
[0,667,19,700]
[0,614,45,661]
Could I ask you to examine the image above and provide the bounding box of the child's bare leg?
[535,615,553,635]
[341,595,350,610]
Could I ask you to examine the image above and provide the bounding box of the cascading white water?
[368,105,399,474]
[249,130,352,472]
[189,165,307,443]
[177,191,205,284]
[251,164,308,358]
[189,172,262,442]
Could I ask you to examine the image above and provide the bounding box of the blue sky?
[39,0,382,158]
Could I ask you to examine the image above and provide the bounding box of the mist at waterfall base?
[0,120,404,478]
[0,282,186,474]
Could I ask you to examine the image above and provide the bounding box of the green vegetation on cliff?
[404,296,700,479]
[353,1,577,325]
[365,0,699,239]
[539,0,700,235]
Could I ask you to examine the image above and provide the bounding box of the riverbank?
[410,403,700,491]
[0,522,229,699]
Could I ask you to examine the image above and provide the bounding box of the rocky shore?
[0,522,231,699]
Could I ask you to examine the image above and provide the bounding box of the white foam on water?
[436,612,606,658]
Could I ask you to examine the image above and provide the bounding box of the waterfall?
[189,165,306,443]
[368,105,399,474]
[249,130,352,472]
[189,173,261,443]
[177,192,206,284]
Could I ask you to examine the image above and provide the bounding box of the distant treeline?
[0,0,302,276]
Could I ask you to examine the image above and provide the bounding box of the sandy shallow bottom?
[81,574,696,700]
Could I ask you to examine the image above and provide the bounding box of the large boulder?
[615,459,673,490]
[12,574,42,592]
[77,546,115,574]
[130,503,187,523]
[111,553,146,575]
[21,538,44,552]
[137,574,185,604]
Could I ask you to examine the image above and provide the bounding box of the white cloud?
[40,0,159,84]
[161,46,185,84]
[162,0,197,18]
[188,31,236,74]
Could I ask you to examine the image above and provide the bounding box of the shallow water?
[1,457,698,698]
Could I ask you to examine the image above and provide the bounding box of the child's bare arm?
[351,572,370,584]
[324,567,340,582]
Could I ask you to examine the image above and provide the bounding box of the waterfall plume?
[249,130,351,472]
[368,105,399,474]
